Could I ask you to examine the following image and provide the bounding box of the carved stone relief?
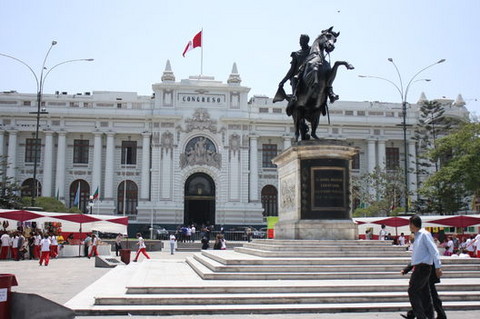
[185,108,217,133]
[229,134,240,152]
[161,131,174,149]
[280,176,296,210]
[180,136,221,169]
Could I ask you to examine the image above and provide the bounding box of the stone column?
[42,131,54,197]
[408,140,418,201]
[6,131,17,180]
[283,135,292,150]
[377,140,386,171]
[367,139,376,173]
[249,135,259,201]
[104,132,115,200]
[55,132,67,201]
[140,132,151,200]
[91,132,103,196]
[0,131,4,157]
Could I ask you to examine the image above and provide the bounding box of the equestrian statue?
[274,27,354,141]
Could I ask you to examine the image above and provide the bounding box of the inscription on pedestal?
[301,158,350,219]
[312,166,346,211]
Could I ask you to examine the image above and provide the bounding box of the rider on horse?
[296,27,340,105]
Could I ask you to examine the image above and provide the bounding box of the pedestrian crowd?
[0,229,66,266]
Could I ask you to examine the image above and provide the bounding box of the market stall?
[0,209,128,257]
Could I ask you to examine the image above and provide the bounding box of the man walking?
[407,215,442,319]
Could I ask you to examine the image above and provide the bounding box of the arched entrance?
[184,173,215,226]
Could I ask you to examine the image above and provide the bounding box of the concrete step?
[176,242,244,252]
[193,253,480,274]
[95,291,480,306]
[243,242,407,252]
[186,256,480,280]
[75,301,480,316]
[125,280,480,294]
[235,246,411,257]
[201,250,480,266]
[252,239,396,246]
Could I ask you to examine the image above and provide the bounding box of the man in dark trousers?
[404,215,443,319]
[401,263,447,319]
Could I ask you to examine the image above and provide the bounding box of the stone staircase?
[72,239,480,316]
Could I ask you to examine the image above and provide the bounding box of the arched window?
[70,180,90,213]
[261,185,278,216]
[21,178,41,198]
[117,180,138,215]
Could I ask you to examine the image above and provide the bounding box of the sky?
[0,0,479,116]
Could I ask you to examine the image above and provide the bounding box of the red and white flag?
[182,31,202,57]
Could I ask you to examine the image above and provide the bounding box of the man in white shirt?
[379,224,387,240]
[407,215,442,319]
[472,233,480,258]
[191,225,196,243]
[169,234,176,255]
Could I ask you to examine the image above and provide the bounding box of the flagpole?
[77,182,81,209]
[200,27,203,77]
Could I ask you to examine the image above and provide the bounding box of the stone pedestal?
[272,140,358,240]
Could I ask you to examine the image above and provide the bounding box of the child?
[39,234,51,266]
[133,233,150,262]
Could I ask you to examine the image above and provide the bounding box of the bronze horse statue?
[278,27,354,141]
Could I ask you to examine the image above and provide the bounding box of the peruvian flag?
[92,186,99,200]
[182,31,202,57]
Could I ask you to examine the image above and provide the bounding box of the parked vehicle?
[254,227,267,238]
[141,225,170,239]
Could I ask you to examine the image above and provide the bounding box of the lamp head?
[51,41,57,46]
[86,59,94,61]
[388,58,394,62]
[437,59,446,64]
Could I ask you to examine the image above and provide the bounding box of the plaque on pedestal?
[272,140,359,240]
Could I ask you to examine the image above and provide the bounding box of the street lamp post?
[1,42,94,206]
[359,58,445,213]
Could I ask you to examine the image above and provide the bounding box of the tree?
[421,122,480,213]
[21,196,75,213]
[413,100,465,214]
[0,156,24,209]
[352,166,405,217]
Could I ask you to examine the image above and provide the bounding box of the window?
[21,178,41,198]
[262,144,277,168]
[386,147,399,170]
[352,153,360,170]
[25,138,41,163]
[121,141,137,165]
[261,185,278,216]
[69,180,90,213]
[73,139,89,164]
[117,180,138,215]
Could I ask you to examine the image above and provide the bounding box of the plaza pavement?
[2,244,480,319]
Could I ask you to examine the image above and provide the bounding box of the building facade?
[0,61,470,228]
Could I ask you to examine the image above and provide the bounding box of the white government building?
[0,61,470,229]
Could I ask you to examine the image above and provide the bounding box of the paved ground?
[2,246,480,319]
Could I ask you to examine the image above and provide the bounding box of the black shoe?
[400,310,415,319]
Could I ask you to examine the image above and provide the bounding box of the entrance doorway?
[184,173,215,226]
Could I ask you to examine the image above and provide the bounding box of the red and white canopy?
[0,209,128,234]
